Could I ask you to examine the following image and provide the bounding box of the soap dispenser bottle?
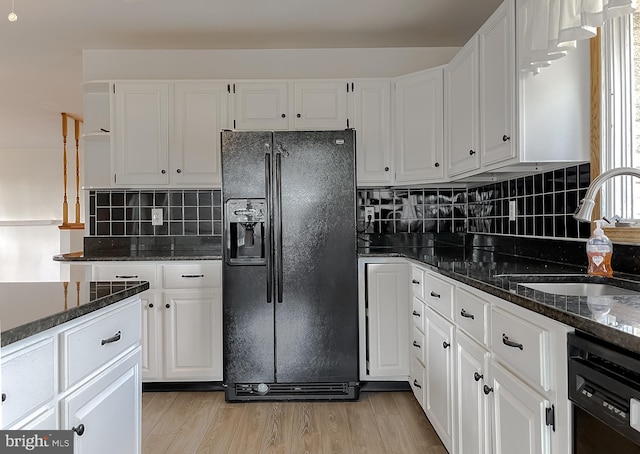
[586,220,613,277]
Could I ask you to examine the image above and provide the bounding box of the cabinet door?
[446,37,480,177]
[479,0,516,166]
[456,332,491,454]
[489,361,552,454]
[172,82,228,187]
[365,263,409,379]
[352,80,393,186]
[141,291,161,382]
[113,82,170,185]
[292,81,348,130]
[64,349,141,454]
[233,82,289,130]
[394,68,444,184]
[163,289,222,381]
[424,306,455,452]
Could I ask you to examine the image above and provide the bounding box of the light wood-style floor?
[142,391,447,454]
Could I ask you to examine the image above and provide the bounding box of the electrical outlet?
[151,208,163,226]
[364,206,375,222]
[509,200,517,221]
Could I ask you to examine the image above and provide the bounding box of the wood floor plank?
[287,401,323,454]
[226,402,271,453]
[391,391,445,449]
[346,395,386,454]
[148,392,197,436]
[314,402,354,454]
[256,402,293,454]
[375,414,421,454]
[142,433,175,454]
[165,393,223,454]
[366,391,400,416]
[195,405,245,454]
[142,392,179,439]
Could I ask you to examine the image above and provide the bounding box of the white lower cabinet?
[424,306,455,453]
[63,349,141,454]
[488,361,551,454]
[358,259,410,380]
[91,260,222,382]
[455,331,490,454]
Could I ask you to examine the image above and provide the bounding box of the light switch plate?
[151,208,163,226]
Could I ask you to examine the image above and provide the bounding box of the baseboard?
[360,380,411,392]
[142,381,225,392]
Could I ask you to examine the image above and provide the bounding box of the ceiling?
[0,0,502,151]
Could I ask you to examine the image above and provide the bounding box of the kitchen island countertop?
[0,281,149,346]
[361,245,640,355]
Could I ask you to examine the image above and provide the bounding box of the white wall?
[0,148,82,281]
[82,48,460,81]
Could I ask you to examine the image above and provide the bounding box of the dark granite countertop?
[359,237,640,355]
[0,281,149,347]
[53,251,222,262]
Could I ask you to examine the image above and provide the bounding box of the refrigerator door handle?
[265,152,273,304]
[275,151,284,303]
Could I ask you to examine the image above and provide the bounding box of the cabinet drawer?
[61,299,141,389]
[423,273,454,320]
[411,297,425,332]
[455,289,490,346]
[93,264,157,289]
[411,267,425,299]
[163,262,221,289]
[411,325,426,366]
[491,306,550,391]
[2,337,55,428]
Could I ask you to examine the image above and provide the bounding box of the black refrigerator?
[221,130,359,402]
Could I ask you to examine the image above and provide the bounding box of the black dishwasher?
[568,331,640,453]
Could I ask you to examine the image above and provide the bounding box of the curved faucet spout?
[574,167,640,222]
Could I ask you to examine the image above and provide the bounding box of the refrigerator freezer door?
[272,130,358,383]
[221,131,275,384]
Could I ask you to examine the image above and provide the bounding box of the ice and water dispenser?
[225,199,266,265]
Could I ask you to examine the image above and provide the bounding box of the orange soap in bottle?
[586,220,613,277]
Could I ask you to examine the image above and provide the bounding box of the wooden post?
[74,118,81,224]
[62,113,69,226]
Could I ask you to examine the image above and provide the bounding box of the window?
[601,12,640,220]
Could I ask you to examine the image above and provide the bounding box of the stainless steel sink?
[519,282,640,296]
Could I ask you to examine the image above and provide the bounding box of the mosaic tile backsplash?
[88,189,222,237]
[357,163,593,240]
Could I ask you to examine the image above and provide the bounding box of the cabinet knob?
[281,113,286,118]
[148,303,154,308]
[165,304,170,309]
[503,134,511,142]
[176,169,181,173]
[72,424,85,436]
[435,162,440,168]
[442,341,450,349]
[474,372,483,382]
[483,385,494,395]
[161,169,166,174]
[384,167,389,172]
[297,113,301,118]
[469,150,476,156]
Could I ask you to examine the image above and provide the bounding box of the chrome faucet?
[574,167,640,222]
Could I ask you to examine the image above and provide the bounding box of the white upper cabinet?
[394,67,445,184]
[445,36,480,178]
[172,82,228,187]
[352,79,393,187]
[293,81,348,130]
[479,0,516,167]
[113,82,170,186]
[231,81,289,130]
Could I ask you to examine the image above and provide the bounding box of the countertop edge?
[360,252,640,355]
[53,252,222,262]
[1,281,150,347]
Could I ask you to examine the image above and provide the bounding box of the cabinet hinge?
[346,82,349,93]
[112,84,116,94]
[346,118,350,128]
[233,83,236,94]
[114,173,117,184]
[545,405,555,432]
[227,84,230,93]
[351,82,354,92]
[233,119,236,129]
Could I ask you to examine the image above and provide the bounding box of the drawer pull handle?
[460,308,475,320]
[502,334,524,350]
[1,393,6,403]
[412,310,421,317]
[442,341,450,349]
[72,424,85,436]
[483,385,493,395]
[412,279,420,285]
[413,379,422,389]
[413,340,421,348]
[101,331,122,346]
[181,274,204,278]
[474,372,483,382]
[430,291,441,298]
[115,275,138,279]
